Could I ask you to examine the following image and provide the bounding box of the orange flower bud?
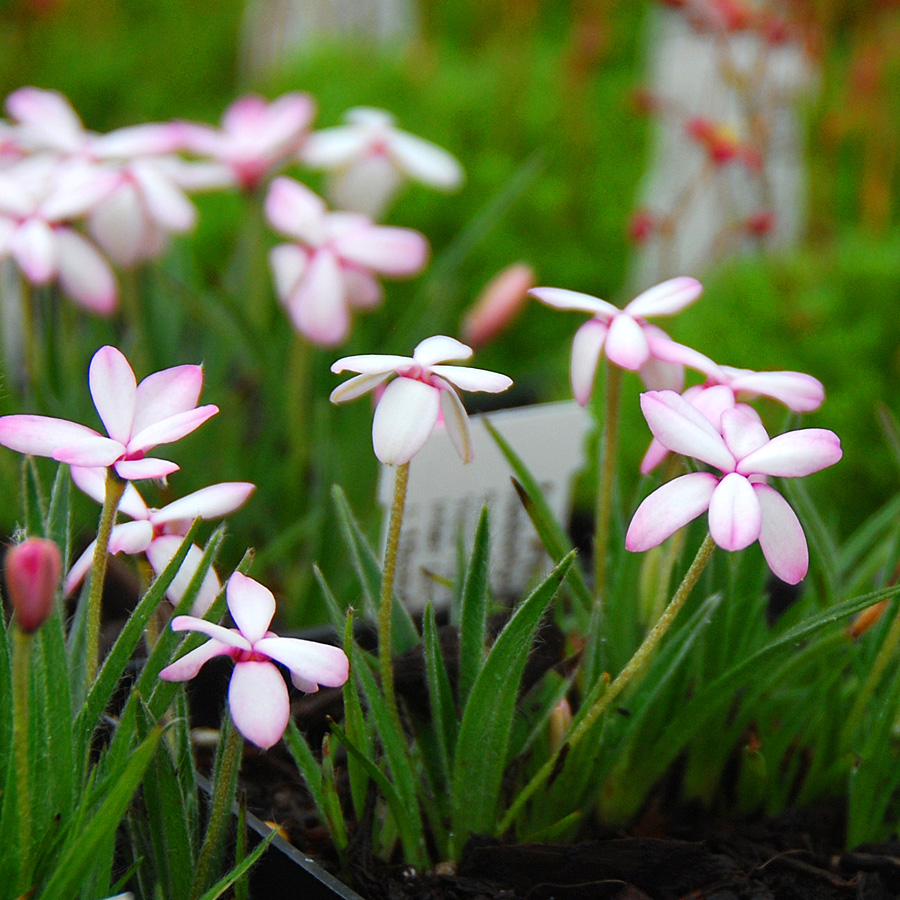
[5,538,62,633]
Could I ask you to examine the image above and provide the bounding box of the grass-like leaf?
[342,609,372,819]
[422,602,456,782]
[457,508,490,709]
[450,551,574,854]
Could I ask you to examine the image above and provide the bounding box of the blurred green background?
[0,0,898,621]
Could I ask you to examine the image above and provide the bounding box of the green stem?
[498,532,716,835]
[12,627,33,893]
[593,362,621,604]
[379,461,410,731]
[191,716,244,900]
[85,468,126,683]
[286,335,312,493]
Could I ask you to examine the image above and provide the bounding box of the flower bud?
[461,263,534,348]
[5,538,62,633]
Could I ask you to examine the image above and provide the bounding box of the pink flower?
[626,390,842,584]
[180,92,316,191]
[159,571,350,749]
[531,276,718,404]
[330,335,513,465]
[265,176,429,346]
[0,157,119,313]
[65,467,254,614]
[0,345,218,481]
[301,107,464,218]
[640,365,824,473]
[461,262,534,348]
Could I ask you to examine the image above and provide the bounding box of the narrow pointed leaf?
[457,508,490,708]
[423,602,456,781]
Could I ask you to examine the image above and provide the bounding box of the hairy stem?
[594,362,621,604]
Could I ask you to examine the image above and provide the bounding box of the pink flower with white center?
[330,335,513,465]
[531,277,718,404]
[265,176,429,346]
[159,571,350,749]
[0,345,218,481]
[301,107,464,218]
[640,368,826,474]
[180,92,316,191]
[65,466,254,614]
[626,390,842,584]
[0,156,119,313]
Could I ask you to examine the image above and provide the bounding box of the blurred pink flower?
[160,571,350,748]
[0,345,218,481]
[626,390,842,584]
[330,335,512,465]
[265,176,429,345]
[65,467,254,614]
[301,107,464,218]
[180,92,316,191]
[461,262,534,348]
[531,276,718,404]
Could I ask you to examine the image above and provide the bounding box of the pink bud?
[461,263,534,348]
[5,538,62,633]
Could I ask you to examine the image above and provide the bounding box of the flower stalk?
[85,467,126,682]
[11,626,34,893]
[499,531,717,834]
[379,461,410,731]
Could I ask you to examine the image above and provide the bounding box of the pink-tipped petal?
[255,636,350,688]
[159,638,235,681]
[55,228,118,314]
[330,353,411,376]
[626,472,719,552]
[6,87,85,153]
[721,408,770,461]
[329,371,393,404]
[147,537,221,615]
[89,346,137,444]
[644,327,722,380]
[283,249,349,346]
[638,355,685,393]
[108,520,155,555]
[64,542,96,596]
[438,384,474,463]
[737,429,842,478]
[0,414,104,459]
[170,616,250,650]
[52,435,126,467]
[332,224,429,277]
[372,376,441,465]
[131,161,196,232]
[708,472,762,551]
[133,364,204,434]
[265,176,326,242]
[625,276,703,318]
[640,391,735,471]
[89,184,151,268]
[152,482,255,525]
[228,660,290,749]
[605,314,651,370]
[113,457,179,480]
[344,268,383,309]
[530,287,617,318]
[755,483,808,584]
[226,572,276,644]
[269,243,308,300]
[301,127,371,168]
[387,130,464,189]
[639,437,669,474]
[729,370,825,412]
[414,335,472,367]
[431,364,513,394]
[570,318,608,406]
[11,218,58,283]
[128,404,218,455]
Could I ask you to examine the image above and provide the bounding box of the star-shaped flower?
[330,335,512,465]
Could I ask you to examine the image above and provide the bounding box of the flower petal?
[53,436,126,467]
[414,335,472,367]
[128,404,219,455]
[570,318,607,406]
[737,429,842,478]
[89,346,136,444]
[721,408,770,462]
[530,287,618,319]
[331,224,429,277]
[301,127,371,168]
[132,364,204,435]
[55,228,118,315]
[131,161,196,232]
[325,156,402,218]
[269,243,308,301]
[387,130,464,189]
[640,390,735,471]
[723,369,825,413]
[0,414,105,459]
[146,536,221,616]
[152,482,255,526]
[228,660,290,749]
[372,376,440,465]
[438,384,474,463]
[12,218,58,283]
[254,636,350,689]
[108,519,155,555]
[624,276,703,318]
[226,571,276,645]
[605,314,650,370]
[708,472,762,551]
[330,353,411,376]
[170,616,250,650]
[755,483,808,584]
[265,176,326,243]
[113,457,178,480]
[282,249,349,346]
[329,371,393,404]
[430,365,513,394]
[626,472,718,552]
[159,638,234,681]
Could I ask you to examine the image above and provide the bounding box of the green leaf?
[35,725,164,899]
[21,456,47,538]
[422,602,456,782]
[342,609,371,819]
[457,508,490,709]
[283,722,328,829]
[450,551,574,854]
[192,828,277,900]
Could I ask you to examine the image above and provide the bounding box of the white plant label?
[378,400,590,612]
